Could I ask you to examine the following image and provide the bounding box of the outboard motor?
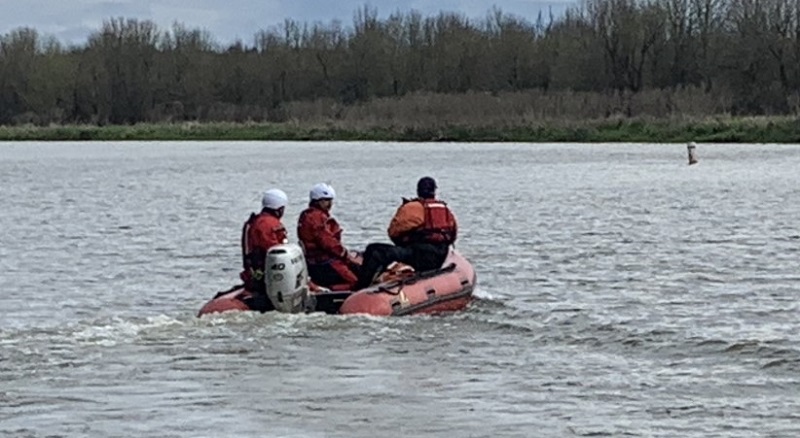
[264,243,312,313]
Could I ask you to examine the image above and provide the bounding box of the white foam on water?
[72,314,185,347]
[472,285,496,300]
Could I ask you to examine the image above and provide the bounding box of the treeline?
[2,0,800,126]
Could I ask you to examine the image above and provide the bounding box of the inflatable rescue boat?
[197,243,476,317]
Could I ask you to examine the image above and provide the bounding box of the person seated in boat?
[297,183,360,290]
[240,189,289,303]
[353,176,458,290]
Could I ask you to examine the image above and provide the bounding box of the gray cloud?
[0,0,574,45]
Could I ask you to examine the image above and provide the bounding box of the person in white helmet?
[297,183,359,289]
[239,188,289,311]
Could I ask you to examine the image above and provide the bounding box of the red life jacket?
[403,198,457,245]
[241,211,287,278]
[297,206,346,264]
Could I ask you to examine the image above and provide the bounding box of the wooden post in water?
[687,142,699,165]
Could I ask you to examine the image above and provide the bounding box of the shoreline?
[2,117,799,143]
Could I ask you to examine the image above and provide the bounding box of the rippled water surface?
[1,141,799,437]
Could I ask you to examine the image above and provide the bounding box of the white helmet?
[261,188,288,210]
[309,183,336,201]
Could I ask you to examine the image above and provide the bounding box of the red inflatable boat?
[197,244,476,317]
[338,249,475,316]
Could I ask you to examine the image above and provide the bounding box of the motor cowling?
[264,243,311,313]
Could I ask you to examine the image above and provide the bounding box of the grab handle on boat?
[376,286,400,295]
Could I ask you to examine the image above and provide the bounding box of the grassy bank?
[2,116,800,143]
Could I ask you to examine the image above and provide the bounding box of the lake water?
[1,141,799,437]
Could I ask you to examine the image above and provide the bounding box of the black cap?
[417,176,437,198]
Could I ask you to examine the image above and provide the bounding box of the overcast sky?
[1,0,574,46]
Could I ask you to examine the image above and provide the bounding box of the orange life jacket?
[401,198,457,246]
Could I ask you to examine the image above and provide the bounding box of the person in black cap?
[353,176,458,290]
